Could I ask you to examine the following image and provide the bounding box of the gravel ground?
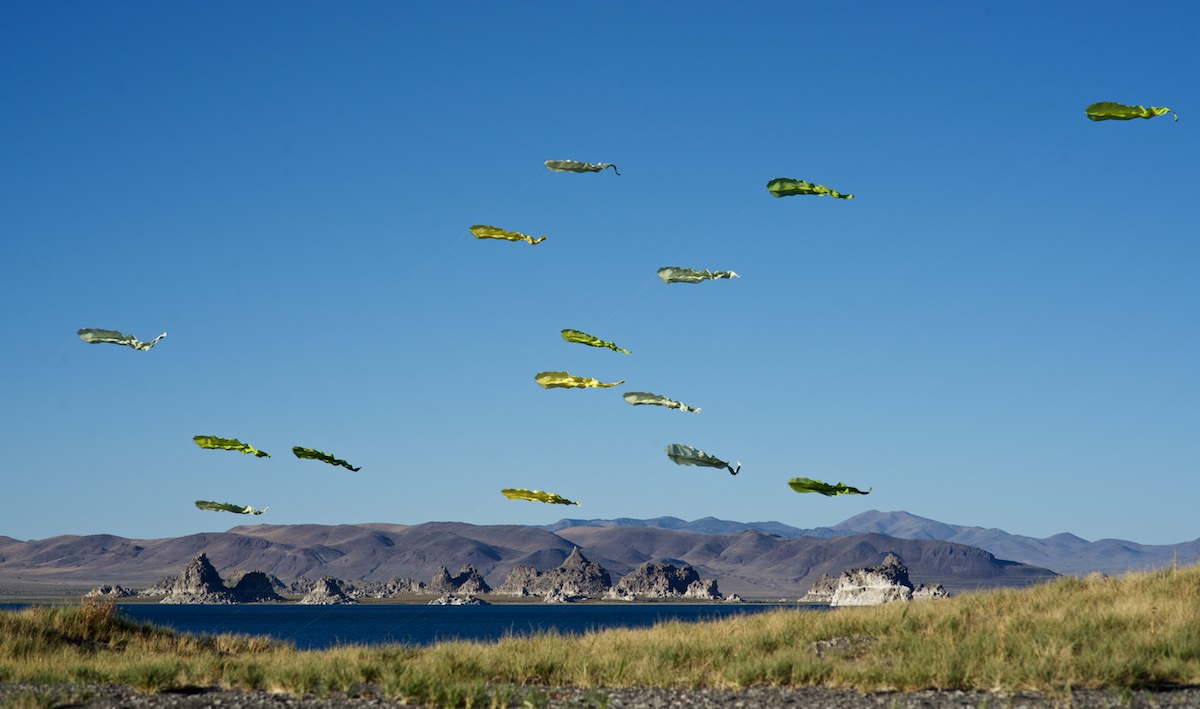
[5,683,1200,708]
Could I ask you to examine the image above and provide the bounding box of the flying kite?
[562,328,630,354]
[657,266,740,284]
[470,224,546,245]
[193,435,270,458]
[535,371,624,389]
[292,446,361,472]
[544,159,620,175]
[665,443,740,475]
[766,178,853,200]
[787,477,871,496]
[623,391,700,413]
[195,500,268,515]
[77,328,167,351]
[502,488,582,506]
[1086,102,1178,122]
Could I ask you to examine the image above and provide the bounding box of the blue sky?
[2,2,1196,545]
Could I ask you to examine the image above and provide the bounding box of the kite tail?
[609,165,621,176]
[729,463,741,476]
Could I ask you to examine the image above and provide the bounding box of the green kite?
[77,328,167,351]
[1086,102,1178,122]
[195,500,268,515]
[501,488,582,506]
[470,224,546,245]
[562,328,630,354]
[293,446,360,472]
[193,435,270,458]
[665,443,740,475]
[767,177,853,200]
[623,391,700,413]
[544,159,620,175]
[657,266,740,284]
[535,371,624,389]
[787,477,871,496]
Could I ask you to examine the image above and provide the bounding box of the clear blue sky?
[2,2,1196,545]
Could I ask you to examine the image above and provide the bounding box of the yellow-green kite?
[502,488,582,506]
[470,224,546,245]
[657,266,739,284]
[195,500,268,515]
[77,328,167,351]
[767,177,853,200]
[544,159,620,175]
[787,477,871,496]
[193,435,270,458]
[562,328,630,354]
[535,371,624,389]
[1086,102,1178,122]
[292,446,360,472]
[623,391,700,413]
[665,443,740,475]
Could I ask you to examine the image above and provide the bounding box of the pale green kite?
[193,435,270,458]
[502,488,582,506]
[470,224,546,245]
[293,446,360,472]
[623,391,700,413]
[767,177,853,200]
[562,328,630,354]
[544,159,620,175]
[77,328,167,351]
[1086,102,1178,122]
[195,500,269,515]
[787,477,871,496]
[657,266,739,284]
[535,371,624,389]
[665,443,740,475]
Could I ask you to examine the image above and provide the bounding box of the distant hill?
[541,510,1200,576]
[0,521,1055,598]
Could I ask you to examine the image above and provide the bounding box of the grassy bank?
[3,566,1200,705]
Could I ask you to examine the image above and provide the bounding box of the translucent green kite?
[193,435,270,458]
[544,159,620,175]
[195,500,268,515]
[767,177,853,200]
[665,443,740,475]
[470,224,546,245]
[657,266,740,284]
[502,488,582,506]
[562,328,630,354]
[787,477,871,496]
[77,328,167,351]
[292,446,360,472]
[535,371,625,389]
[623,391,700,413]
[1086,102,1178,122]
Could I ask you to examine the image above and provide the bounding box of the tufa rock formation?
[85,584,134,598]
[299,576,357,605]
[827,553,947,606]
[230,571,286,603]
[160,554,239,604]
[427,564,491,595]
[346,577,425,598]
[429,594,489,606]
[614,562,722,600]
[495,547,612,600]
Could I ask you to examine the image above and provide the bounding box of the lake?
[3,602,810,650]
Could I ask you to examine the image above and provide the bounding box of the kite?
[657,266,740,284]
[766,178,853,200]
[195,500,268,515]
[561,328,630,354]
[502,488,582,506]
[544,159,620,175]
[470,224,546,245]
[665,443,740,475]
[77,328,167,351]
[1086,102,1178,122]
[535,371,624,389]
[193,435,270,458]
[787,477,871,496]
[292,446,361,472]
[623,391,700,413]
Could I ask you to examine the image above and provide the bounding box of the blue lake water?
[2,603,810,650]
